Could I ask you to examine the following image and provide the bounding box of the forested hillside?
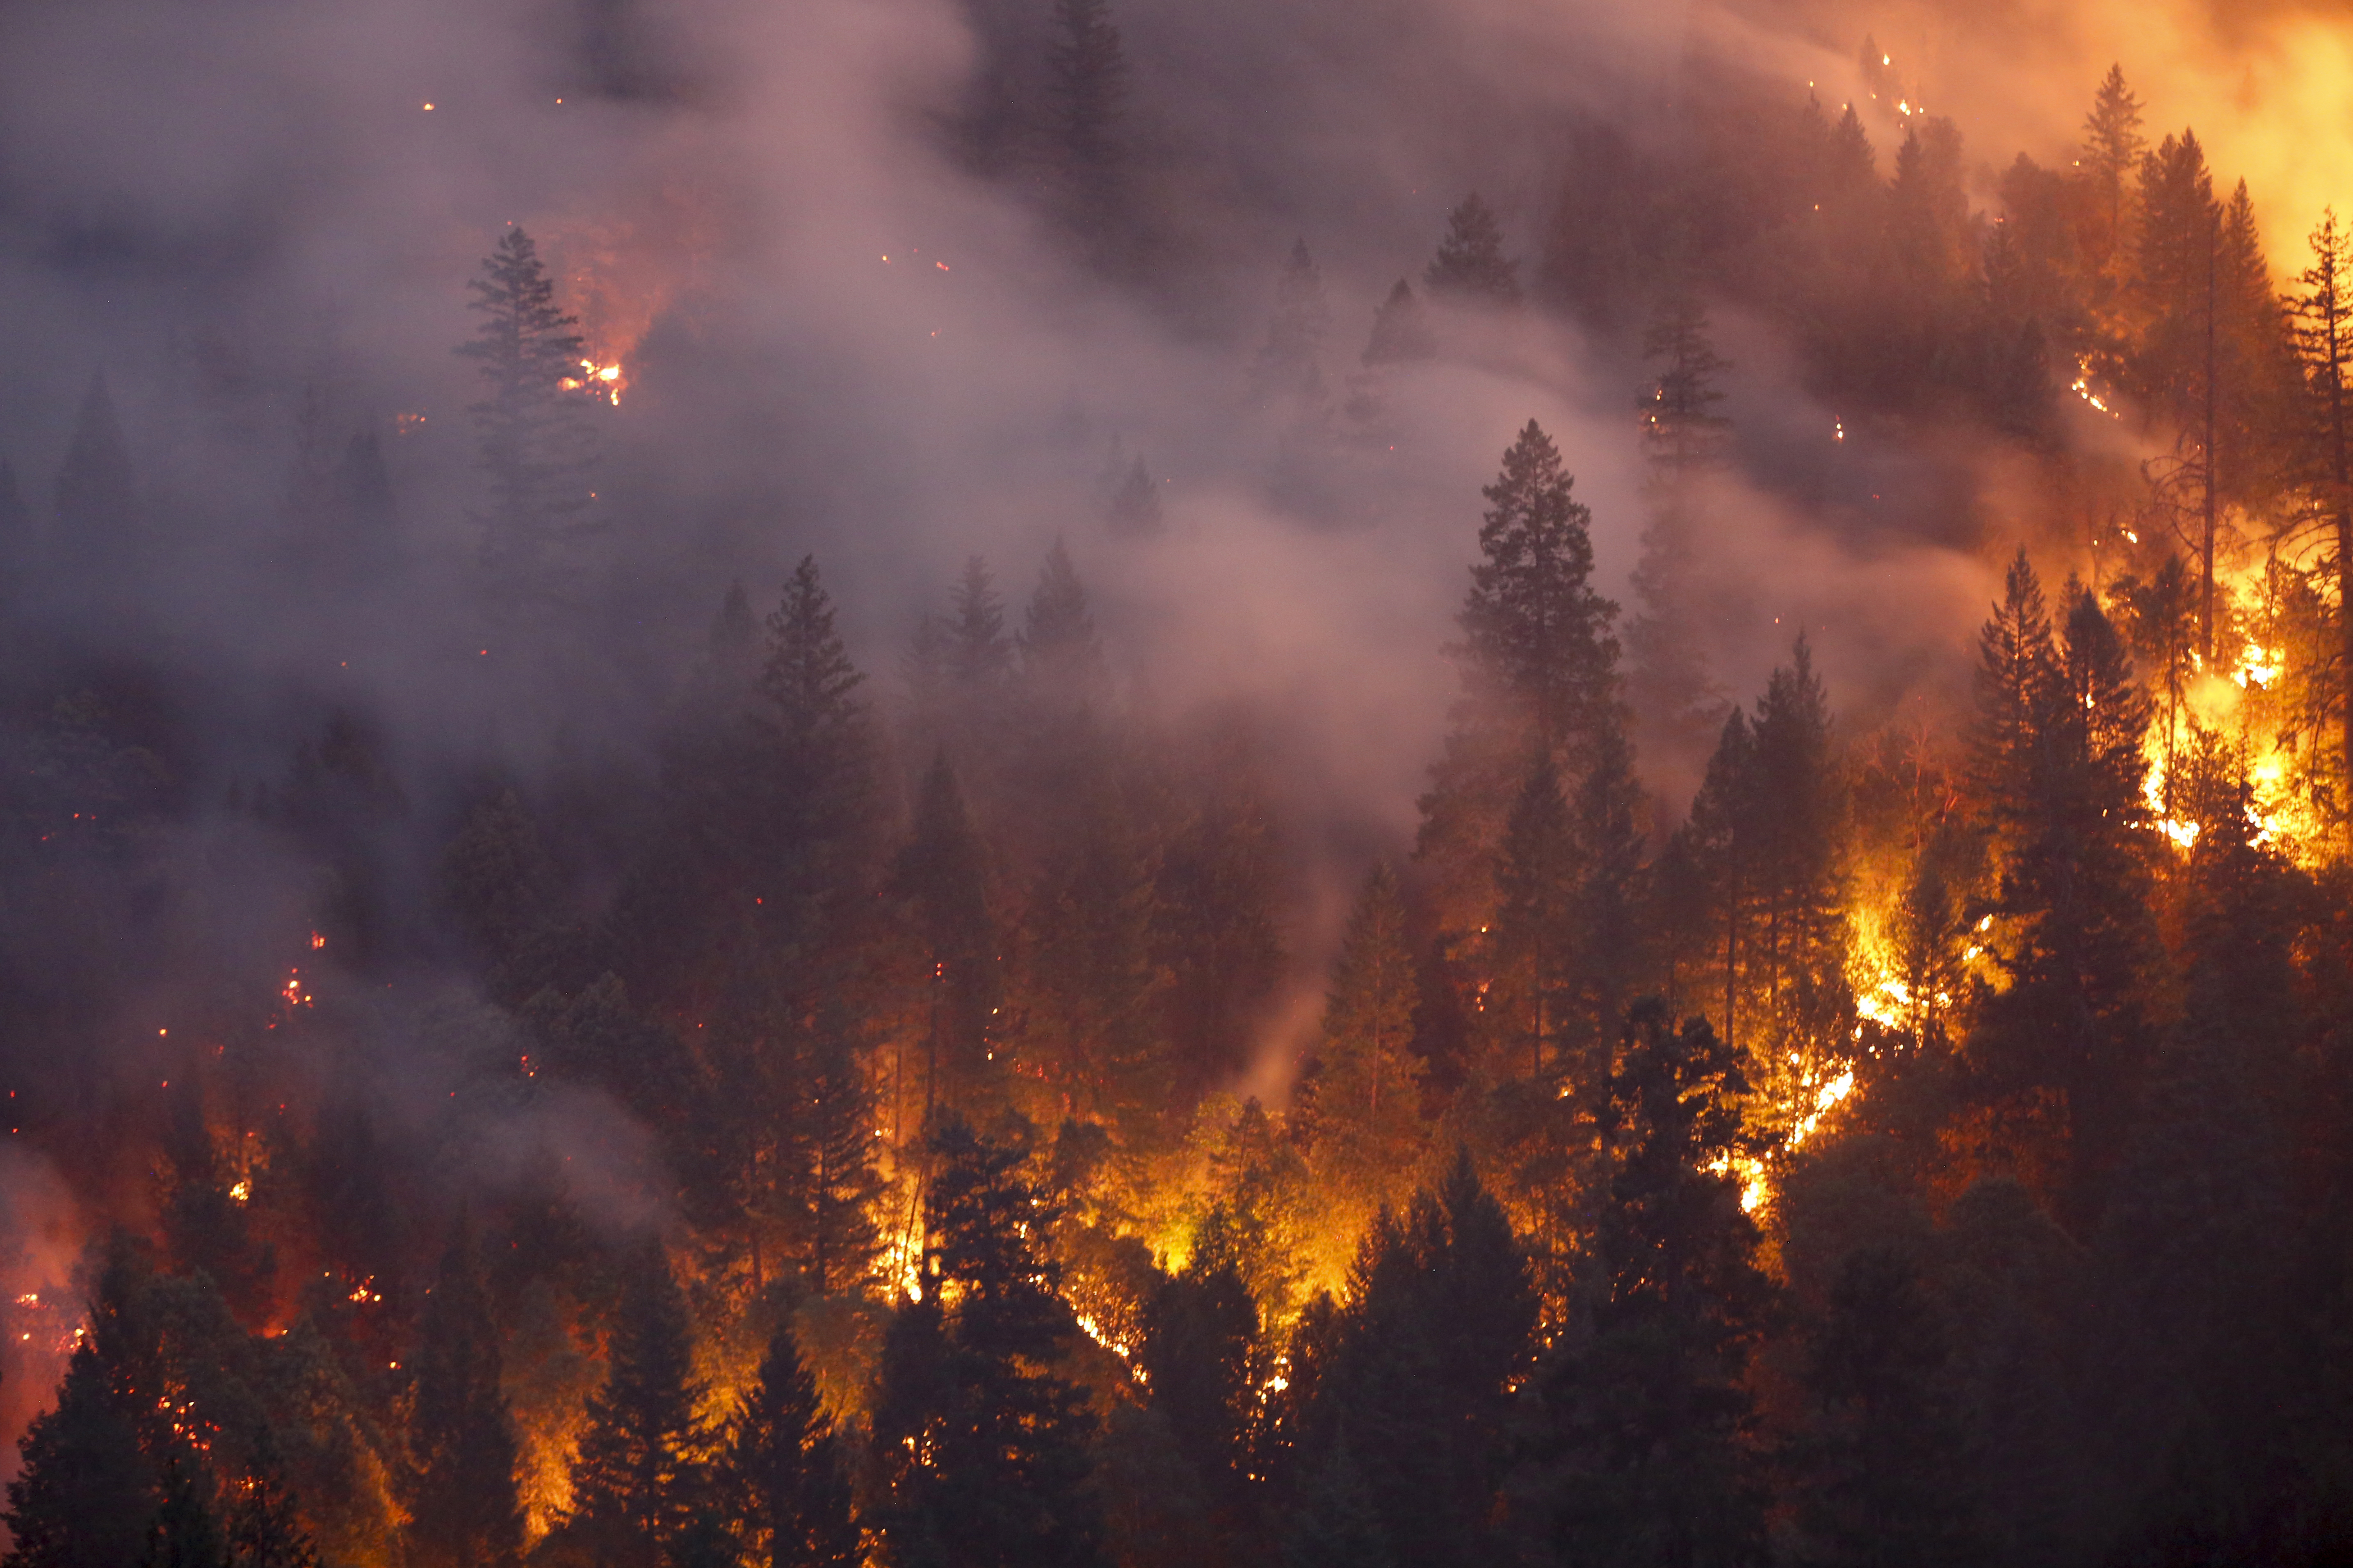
[0,1,2350,1565]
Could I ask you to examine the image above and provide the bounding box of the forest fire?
[10,3,2353,1567]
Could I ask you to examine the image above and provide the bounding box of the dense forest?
[3,0,2353,1565]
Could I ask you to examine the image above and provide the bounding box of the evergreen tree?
[1139,1248,1258,1531]
[1105,456,1163,535]
[1251,240,1332,423]
[1425,194,1519,305]
[1788,1248,1979,1568]
[2077,65,2145,329]
[1630,287,1732,775]
[1045,0,1129,242]
[406,1224,525,1568]
[1289,1151,1536,1568]
[54,373,139,615]
[223,1434,321,1568]
[455,227,597,605]
[1536,1003,1771,1568]
[566,1243,710,1568]
[2,1342,156,1568]
[890,752,1001,1118]
[870,1119,1103,1568]
[725,1316,861,1568]
[145,1458,226,1568]
[787,1003,887,1295]
[948,556,1013,693]
[1967,559,2157,1201]
[1018,538,1109,714]
[1740,639,1852,1135]
[1491,750,1576,1083]
[1360,280,1434,366]
[1300,862,1426,1208]
[2287,208,2353,831]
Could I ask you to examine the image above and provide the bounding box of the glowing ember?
[228,1179,251,1204]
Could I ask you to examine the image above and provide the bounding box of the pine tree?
[1300,863,1426,1208]
[1361,280,1434,366]
[1741,639,1852,1135]
[1290,1151,1536,1568]
[223,1433,321,1568]
[566,1243,710,1568]
[2078,65,2145,322]
[1491,751,1576,1083]
[948,556,1013,693]
[2,1342,156,1568]
[1455,420,1620,753]
[1019,538,1109,714]
[146,1457,226,1568]
[870,1119,1104,1568]
[1789,1248,1979,1568]
[1139,1249,1258,1529]
[725,1316,861,1568]
[54,374,139,615]
[1425,194,1519,305]
[890,752,1001,1118]
[1967,561,2157,1202]
[455,227,597,605]
[2287,209,2353,830]
[789,1003,887,1296]
[1252,241,1332,421]
[1045,0,1129,242]
[406,1224,525,1568]
[1630,288,1732,774]
[1537,1003,1771,1568]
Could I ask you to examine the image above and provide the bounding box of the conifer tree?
[1741,638,1851,1131]
[2287,208,2353,825]
[948,556,1013,693]
[2078,65,2145,325]
[224,1433,321,1568]
[566,1243,710,1568]
[1019,538,1109,713]
[1536,1003,1771,1568]
[1424,194,1519,305]
[1046,0,1129,242]
[788,1004,887,1296]
[455,227,597,605]
[890,752,1001,1117]
[870,1119,1103,1568]
[1967,560,2157,1199]
[1361,280,1435,366]
[406,1224,525,1568]
[1139,1248,1258,1529]
[146,1457,226,1568]
[725,1316,861,1568]
[1789,1248,1979,1568]
[1630,288,1732,771]
[1291,1151,1536,1568]
[1491,751,1575,1083]
[53,374,139,615]
[1252,241,1332,420]
[1300,863,1426,1207]
[2,1342,156,1568]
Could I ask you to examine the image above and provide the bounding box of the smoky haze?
[0,0,2332,1369]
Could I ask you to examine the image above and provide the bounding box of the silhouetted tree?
[1426,195,1519,305]
[455,227,597,605]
